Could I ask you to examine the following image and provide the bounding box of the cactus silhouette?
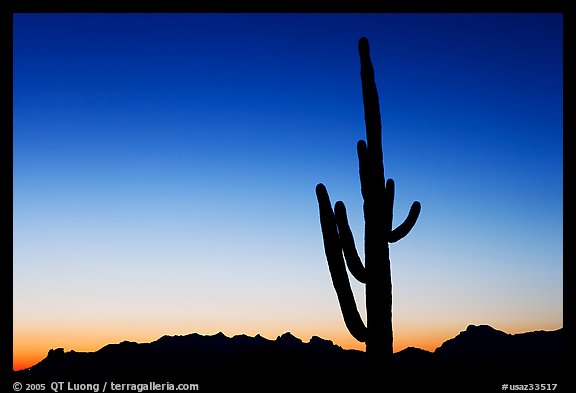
[315,37,421,369]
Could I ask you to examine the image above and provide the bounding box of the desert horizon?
[12,12,563,379]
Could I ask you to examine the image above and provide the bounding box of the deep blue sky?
[13,13,562,368]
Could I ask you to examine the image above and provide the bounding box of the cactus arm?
[382,178,396,233]
[357,140,370,200]
[316,183,368,342]
[334,201,367,284]
[389,201,421,243]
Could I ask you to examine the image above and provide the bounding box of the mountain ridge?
[13,325,564,391]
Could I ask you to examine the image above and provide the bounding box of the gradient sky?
[13,13,563,371]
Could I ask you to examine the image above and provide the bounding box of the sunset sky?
[13,13,563,371]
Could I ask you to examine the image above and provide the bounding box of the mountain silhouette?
[13,325,564,391]
[432,325,564,384]
[435,324,563,361]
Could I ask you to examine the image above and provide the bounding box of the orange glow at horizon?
[13,297,563,371]
[11,333,420,371]
[15,321,557,371]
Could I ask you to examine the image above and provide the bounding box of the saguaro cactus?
[315,37,421,369]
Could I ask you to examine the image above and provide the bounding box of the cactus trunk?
[316,37,421,370]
